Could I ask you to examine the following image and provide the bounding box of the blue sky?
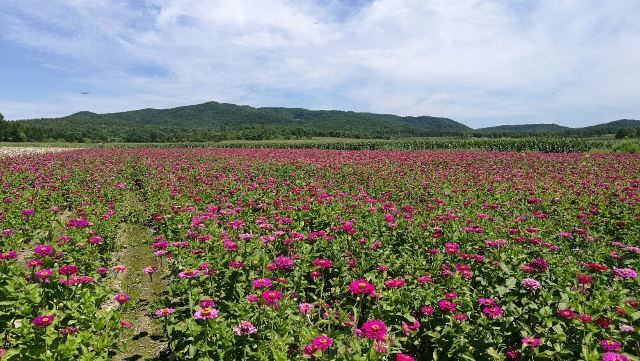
[1,0,639,128]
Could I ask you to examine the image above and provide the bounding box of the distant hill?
[579,119,640,130]
[16,101,469,142]
[1,100,638,142]
[478,124,570,133]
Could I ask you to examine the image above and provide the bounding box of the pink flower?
[311,335,333,351]
[521,278,541,290]
[251,278,272,288]
[349,279,376,296]
[601,353,630,361]
[114,293,129,304]
[298,303,314,315]
[233,320,257,336]
[438,299,456,312]
[143,266,157,274]
[396,354,415,361]
[194,307,218,320]
[32,314,55,328]
[57,265,78,276]
[420,306,435,315]
[599,340,622,352]
[613,268,637,279]
[360,320,387,341]
[557,308,575,319]
[178,269,200,278]
[120,320,133,329]
[261,290,282,304]
[522,337,541,348]
[155,308,175,317]
[483,306,503,318]
[313,258,333,269]
[384,279,406,288]
[34,269,52,283]
[274,256,294,269]
[478,298,496,306]
[453,313,468,321]
[33,245,53,257]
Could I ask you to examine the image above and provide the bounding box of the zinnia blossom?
[349,279,376,296]
[313,258,333,269]
[483,306,503,318]
[613,268,637,279]
[33,245,53,257]
[396,354,415,361]
[32,314,55,328]
[360,320,387,340]
[155,308,175,317]
[601,352,630,361]
[599,340,622,352]
[311,335,333,351]
[233,320,257,336]
[57,265,79,276]
[261,290,282,304]
[194,307,218,320]
[178,269,200,278]
[113,293,129,304]
[438,299,456,312]
[522,337,541,347]
[251,278,272,288]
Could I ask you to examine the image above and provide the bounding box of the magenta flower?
[143,266,157,274]
[312,258,333,269]
[438,299,456,312]
[113,293,129,305]
[32,314,55,328]
[453,313,468,321]
[57,265,78,276]
[557,308,575,319]
[274,256,294,269]
[298,303,314,315]
[233,320,257,336]
[599,340,622,352]
[311,335,333,351]
[155,308,175,317]
[194,307,218,320]
[384,279,406,288]
[483,306,503,318]
[360,320,387,341]
[33,245,53,257]
[396,354,415,361]
[522,337,541,348]
[601,353,630,361]
[521,278,541,290]
[34,269,52,283]
[261,290,282,304]
[613,268,637,279]
[178,269,200,278]
[199,299,215,308]
[349,279,376,296]
[251,278,273,288]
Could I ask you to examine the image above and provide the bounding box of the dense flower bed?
[1,148,639,360]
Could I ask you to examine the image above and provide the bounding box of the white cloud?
[0,0,639,127]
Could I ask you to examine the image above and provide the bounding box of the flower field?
[0,148,639,360]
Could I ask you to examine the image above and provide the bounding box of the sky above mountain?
[1,0,639,128]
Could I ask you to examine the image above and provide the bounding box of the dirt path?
[111,193,167,360]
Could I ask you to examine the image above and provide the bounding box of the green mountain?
[477,124,570,133]
[15,101,469,142]
[579,119,640,130]
[1,100,638,142]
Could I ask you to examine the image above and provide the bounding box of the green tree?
[0,112,4,122]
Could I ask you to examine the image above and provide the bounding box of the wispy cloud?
[0,0,639,127]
